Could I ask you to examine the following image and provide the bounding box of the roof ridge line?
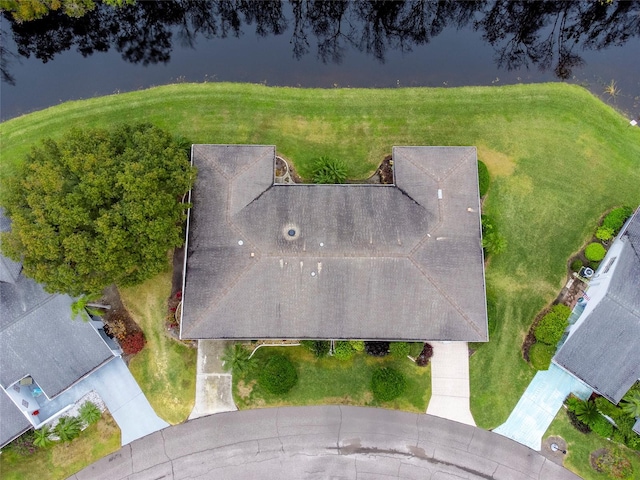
[408,256,483,337]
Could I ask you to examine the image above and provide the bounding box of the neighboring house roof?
[181,145,487,341]
[0,390,30,447]
[0,209,22,284]
[0,278,115,398]
[554,208,640,404]
[0,211,116,447]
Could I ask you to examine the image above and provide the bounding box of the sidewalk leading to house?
[426,341,476,426]
[189,340,237,419]
[494,363,592,450]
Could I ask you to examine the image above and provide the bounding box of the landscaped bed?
[232,345,431,413]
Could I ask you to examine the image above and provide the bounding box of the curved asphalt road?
[71,406,580,480]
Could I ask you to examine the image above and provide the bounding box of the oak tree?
[1,123,195,296]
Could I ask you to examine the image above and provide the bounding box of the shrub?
[349,340,365,352]
[389,342,410,358]
[7,430,36,456]
[602,206,633,233]
[478,160,490,197]
[595,397,619,418]
[371,367,406,402]
[33,425,54,448]
[409,342,424,357]
[333,341,355,360]
[416,343,434,367]
[79,401,101,426]
[529,342,555,370]
[534,304,571,346]
[54,416,82,442]
[258,355,298,395]
[120,331,145,355]
[570,259,583,272]
[591,415,614,438]
[596,226,615,242]
[301,340,330,358]
[585,242,606,262]
[312,156,348,184]
[364,341,389,357]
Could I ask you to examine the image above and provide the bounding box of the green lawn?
[0,413,120,480]
[119,267,196,424]
[545,409,640,480]
[1,81,639,430]
[233,345,431,412]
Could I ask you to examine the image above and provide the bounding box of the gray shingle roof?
[0,390,30,448]
[182,145,488,341]
[0,281,115,398]
[554,208,640,403]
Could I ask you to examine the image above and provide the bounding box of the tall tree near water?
[0,123,195,296]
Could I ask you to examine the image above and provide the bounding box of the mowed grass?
[119,266,196,424]
[233,346,431,412]
[0,413,120,480]
[1,82,639,429]
[544,409,640,480]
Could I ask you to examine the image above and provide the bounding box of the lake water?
[1,1,639,121]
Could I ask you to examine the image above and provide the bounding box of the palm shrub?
[620,389,640,418]
[371,367,406,402]
[258,355,298,395]
[33,425,54,448]
[575,400,601,426]
[534,304,571,346]
[333,341,355,360]
[221,344,256,374]
[79,401,101,425]
[54,416,82,442]
[312,156,348,184]
[585,242,606,262]
[389,342,410,359]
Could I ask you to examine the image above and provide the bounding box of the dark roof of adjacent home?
[181,145,488,341]
[554,207,640,404]
[0,209,22,284]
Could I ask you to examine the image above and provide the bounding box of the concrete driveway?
[73,406,580,480]
[188,340,237,419]
[427,341,476,426]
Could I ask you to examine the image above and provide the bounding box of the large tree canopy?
[1,123,195,295]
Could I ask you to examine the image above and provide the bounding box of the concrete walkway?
[494,363,592,450]
[188,340,237,419]
[73,406,580,480]
[426,341,476,426]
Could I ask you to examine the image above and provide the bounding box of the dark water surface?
[1,1,639,121]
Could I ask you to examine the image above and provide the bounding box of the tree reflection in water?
[1,0,639,85]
